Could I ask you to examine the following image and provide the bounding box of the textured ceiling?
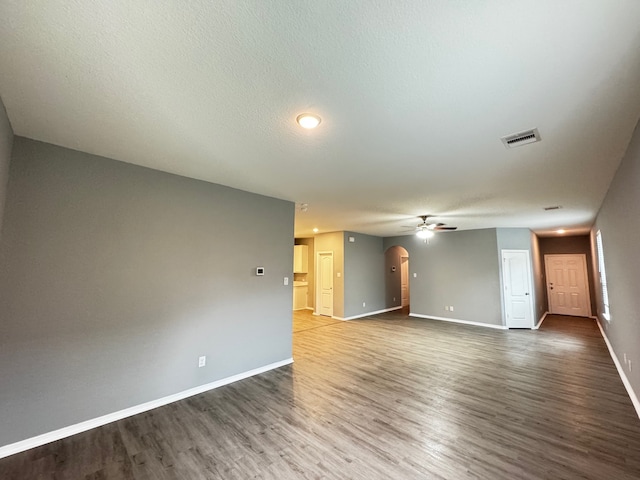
[1,1,640,238]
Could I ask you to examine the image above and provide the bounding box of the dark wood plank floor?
[2,312,640,479]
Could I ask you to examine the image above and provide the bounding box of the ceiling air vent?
[501,128,541,149]
[544,205,562,211]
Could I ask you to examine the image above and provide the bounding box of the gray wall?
[343,232,386,318]
[0,96,13,235]
[591,118,640,399]
[383,229,503,326]
[0,138,294,447]
[496,228,540,326]
[538,235,596,315]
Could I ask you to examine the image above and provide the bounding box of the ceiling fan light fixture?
[416,228,434,239]
[296,113,321,129]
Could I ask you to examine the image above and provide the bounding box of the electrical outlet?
[445,306,449,311]
[363,302,366,307]
[624,353,627,363]
[629,360,633,372]
[393,297,396,302]
[283,277,289,286]
[198,355,206,368]
[450,306,454,312]
[413,273,417,278]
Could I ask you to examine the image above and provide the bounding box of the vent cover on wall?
[501,128,541,148]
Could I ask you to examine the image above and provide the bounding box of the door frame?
[544,253,592,317]
[315,251,334,317]
[501,249,535,329]
[400,255,409,307]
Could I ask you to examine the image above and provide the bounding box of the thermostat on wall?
[256,267,265,276]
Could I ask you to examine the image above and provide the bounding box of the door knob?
[525,293,529,295]
[550,287,554,290]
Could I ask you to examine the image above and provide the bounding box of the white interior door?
[400,256,409,307]
[544,254,591,317]
[502,250,534,328]
[317,252,333,317]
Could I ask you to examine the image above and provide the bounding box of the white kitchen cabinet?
[293,284,308,310]
[293,245,308,273]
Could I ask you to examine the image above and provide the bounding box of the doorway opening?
[385,246,409,314]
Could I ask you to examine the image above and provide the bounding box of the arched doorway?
[385,246,409,313]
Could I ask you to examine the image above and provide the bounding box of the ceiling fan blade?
[434,226,457,231]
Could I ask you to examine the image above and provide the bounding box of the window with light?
[595,230,611,321]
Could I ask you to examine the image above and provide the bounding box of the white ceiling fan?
[404,215,458,239]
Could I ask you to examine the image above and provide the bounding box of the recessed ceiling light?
[556,229,566,234]
[296,113,321,129]
[312,228,319,233]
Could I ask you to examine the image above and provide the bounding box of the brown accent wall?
[538,235,596,315]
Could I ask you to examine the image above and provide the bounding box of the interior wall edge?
[595,321,640,419]
[0,357,294,460]
[533,311,550,330]
[333,305,402,321]
[409,313,508,330]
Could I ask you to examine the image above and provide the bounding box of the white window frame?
[595,230,611,321]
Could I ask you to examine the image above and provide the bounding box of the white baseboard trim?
[409,313,508,330]
[334,306,402,321]
[0,357,294,460]
[595,320,640,420]
[533,312,549,330]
